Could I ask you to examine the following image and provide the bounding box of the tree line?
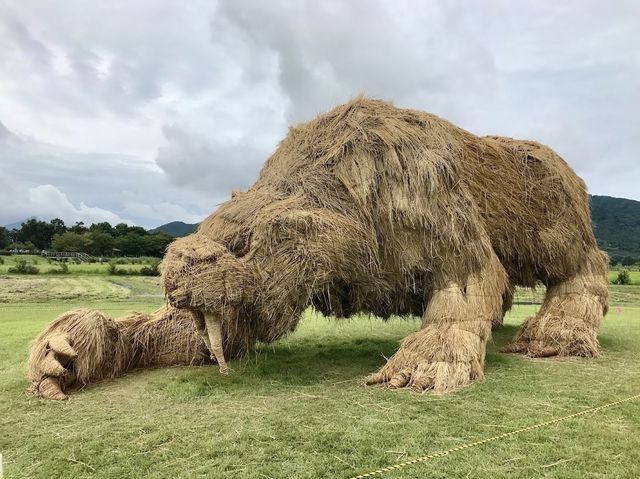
[610,256,640,267]
[0,219,174,257]
[1,218,639,265]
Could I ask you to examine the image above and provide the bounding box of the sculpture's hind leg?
[366,252,508,394]
[503,249,608,357]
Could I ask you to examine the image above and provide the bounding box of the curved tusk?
[204,312,229,375]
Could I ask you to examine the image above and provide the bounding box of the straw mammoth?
[28,98,609,400]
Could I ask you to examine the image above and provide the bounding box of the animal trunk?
[204,312,229,375]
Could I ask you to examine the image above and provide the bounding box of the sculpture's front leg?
[28,306,206,400]
[366,253,508,394]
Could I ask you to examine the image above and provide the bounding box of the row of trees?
[2,218,639,264]
[0,219,174,257]
[610,256,640,267]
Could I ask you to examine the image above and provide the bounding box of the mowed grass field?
[1,276,639,478]
[0,275,162,303]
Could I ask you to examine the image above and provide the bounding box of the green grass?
[0,255,156,275]
[0,276,162,303]
[5,254,638,285]
[1,284,639,477]
[609,269,640,285]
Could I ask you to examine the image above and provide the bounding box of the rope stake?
[350,393,640,478]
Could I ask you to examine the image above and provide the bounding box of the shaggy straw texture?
[159,97,603,367]
[28,97,608,398]
[365,252,509,393]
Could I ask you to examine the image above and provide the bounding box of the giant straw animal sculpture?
[28,98,608,400]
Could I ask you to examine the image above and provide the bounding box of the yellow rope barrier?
[350,393,640,479]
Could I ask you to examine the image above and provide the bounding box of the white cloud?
[158,0,640,199]
[25,185,132,226]
[211,1,499,122]
[0,121,212,228]
[0,0,638,229]
[120,196,208,226]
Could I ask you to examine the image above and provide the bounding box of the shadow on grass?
[149,325,528,400]
[490,323,519,348]
[153,337,403,398]
[598,333,637,353]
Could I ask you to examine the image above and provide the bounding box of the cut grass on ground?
[0,276,162,303]
[0,283,639,478]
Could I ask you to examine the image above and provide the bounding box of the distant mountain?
[3,217,36,230]
[590,195,640,259]
[150,221,198,237]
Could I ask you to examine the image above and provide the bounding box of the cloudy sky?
[1,1,638,228]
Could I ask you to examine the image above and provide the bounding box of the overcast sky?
[1,1,638,228]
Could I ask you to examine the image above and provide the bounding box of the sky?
[0,1,638,229]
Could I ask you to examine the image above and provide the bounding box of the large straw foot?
[502,314,600,358]
[365,327,485,394]
[28,309,122,400]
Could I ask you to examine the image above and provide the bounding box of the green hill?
[591,195,640,261]
[150,221,198,237]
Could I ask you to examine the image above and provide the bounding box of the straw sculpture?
[28,97,608,399]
